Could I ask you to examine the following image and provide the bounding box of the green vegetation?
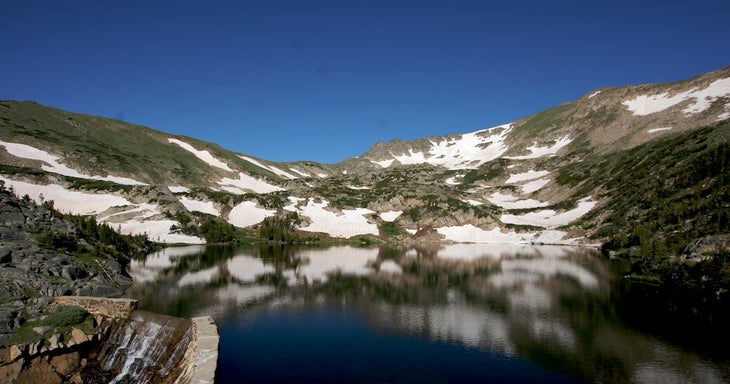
[10,305,94,345]
[40,305,89,328]
[587,122,730,297]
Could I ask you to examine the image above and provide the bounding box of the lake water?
[124,244,730,383]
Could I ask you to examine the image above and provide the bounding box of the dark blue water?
[125,244,730,384]
[217,306,578,384]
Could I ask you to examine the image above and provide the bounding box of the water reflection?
[125,244,729,383]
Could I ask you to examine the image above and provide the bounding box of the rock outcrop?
[0,187,135,346]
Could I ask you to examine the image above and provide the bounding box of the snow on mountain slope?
[623,77,730,116]
[228,201,276,228]
[168,138,234,171]
[239,155,299,179]
[504,136,572,160]
[370,123,512,170]
[287,197,379,238]
[218,172,284,194]
[0,140,146,185]
[0,177,131,214]
[500,198,597,229]
[0,176,205,244]
[179,196,220,216]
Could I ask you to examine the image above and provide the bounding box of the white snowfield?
[239,155,299,180]
[296,198,379,238]
[0,176,205,244]
[436,224,584,245]
[289,168,311,177]
[505,136,572,160]
[118,219,205,244]
[168,186,190,193]
[0,177,131,215]
[218,172,284,194]
[379,210,403,222]
[487,192,549,209]
[376,123,512,170]
[520,178,551,194]
[227,200,276,228]
[0,140,146,185]
[168,138,234,172]
[623,77,730,116]
[500,198,597,229]
[647,127,673,134]
[179,196,220,216]
[506,170,550,184]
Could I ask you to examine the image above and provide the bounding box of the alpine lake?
[123,244,730,383]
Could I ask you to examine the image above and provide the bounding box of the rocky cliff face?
[0,187,135,346]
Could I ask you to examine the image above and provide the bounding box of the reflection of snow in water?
[429,243,574,261]
[500,258,598,289]
[292,246,378,283]
[129,245,206,282]
[226,255,275,283]
[215,285,276,306]
[378,260,402,274]
[177,266,218,287]
[373,302,515,356]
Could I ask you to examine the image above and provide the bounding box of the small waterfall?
[98,310,193,384]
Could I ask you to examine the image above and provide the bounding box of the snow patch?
[436,225,531,244]
[168,186,190,193]
[289,168,311,177]
[218,172,284,194]
[380,210,403,222]
[382,124,512,170]
[487,192,549,209]
[647,127,673,133]
[118,219,206,244]
[0,140,146,185]
[445,176,461,185]
[168,138,234,172]
[0,177,132,215]
[623,77,730,116]
[239,155,298,179]
[587,90,601,99]
[506,170,550,184]
[372,159,395,168]
[179,197,220,216]
[504,136,572,160]
[228,201,276,228]
[500,198,596,228]
[297,198,379,238]
[520,178,550,194]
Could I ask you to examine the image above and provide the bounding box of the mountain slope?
[0,66,728,249]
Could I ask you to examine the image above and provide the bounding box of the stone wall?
[1,297,218,383]
[53,296,138,318]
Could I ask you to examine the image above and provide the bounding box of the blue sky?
[2,1,729,164]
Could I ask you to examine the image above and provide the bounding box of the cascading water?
[97,310,193,384]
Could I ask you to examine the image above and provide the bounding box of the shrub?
[41,306,89,328]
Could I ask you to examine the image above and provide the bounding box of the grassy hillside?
[566,120,730,297]
[0,101,291,186]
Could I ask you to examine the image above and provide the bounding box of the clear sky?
[2,1,729,164]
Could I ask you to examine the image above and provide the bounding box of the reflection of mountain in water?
[125,244,729,383]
